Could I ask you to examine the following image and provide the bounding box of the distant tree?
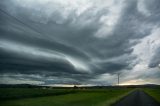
[73,85,78,89]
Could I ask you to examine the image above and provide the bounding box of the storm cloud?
[0,0,160,85]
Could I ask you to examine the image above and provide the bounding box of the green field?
[143,88,160,103]
[0,88,133,106]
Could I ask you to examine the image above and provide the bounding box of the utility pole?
[118,73,120,86]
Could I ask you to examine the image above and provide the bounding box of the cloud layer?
[0,0,160,85]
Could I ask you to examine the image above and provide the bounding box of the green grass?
[0,88,76,100]
[143,88,160,103]
[0,88,134,106]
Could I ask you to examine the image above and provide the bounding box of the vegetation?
[0,88,134,106]
[143,88,160,103]
[0,88,76,100]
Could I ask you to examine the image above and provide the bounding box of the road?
[113,89,160,106]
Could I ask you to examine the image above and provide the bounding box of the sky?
[0,0,160,86]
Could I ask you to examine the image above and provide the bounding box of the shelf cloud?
[0,0,160,85]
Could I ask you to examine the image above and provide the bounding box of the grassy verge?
[99,89,134,106]
[0,88,134,106]
[143,88,160,103]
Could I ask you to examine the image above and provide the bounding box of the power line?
[0,8,43,36]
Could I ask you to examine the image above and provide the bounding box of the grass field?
[0,88,133,106]
[0,88,76,100]
[143,88,160,103]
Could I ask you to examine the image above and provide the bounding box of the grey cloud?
[0,50,80,74]
[149,47,160,68]
[0,0,160,85]
[0,10,90,61]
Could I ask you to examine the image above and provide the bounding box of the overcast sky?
[0,0,160,86]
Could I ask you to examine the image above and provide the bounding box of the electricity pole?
[118,73,120,86]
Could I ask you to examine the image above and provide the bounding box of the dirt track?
[113,89,160,106]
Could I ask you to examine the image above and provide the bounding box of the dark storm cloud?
[149,47,160,68]
[96,62,129,73]
[0,49,80,74]
[0,10,90,61]
[0,0,160,85]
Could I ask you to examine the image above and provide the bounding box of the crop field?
[0,88,133,106]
